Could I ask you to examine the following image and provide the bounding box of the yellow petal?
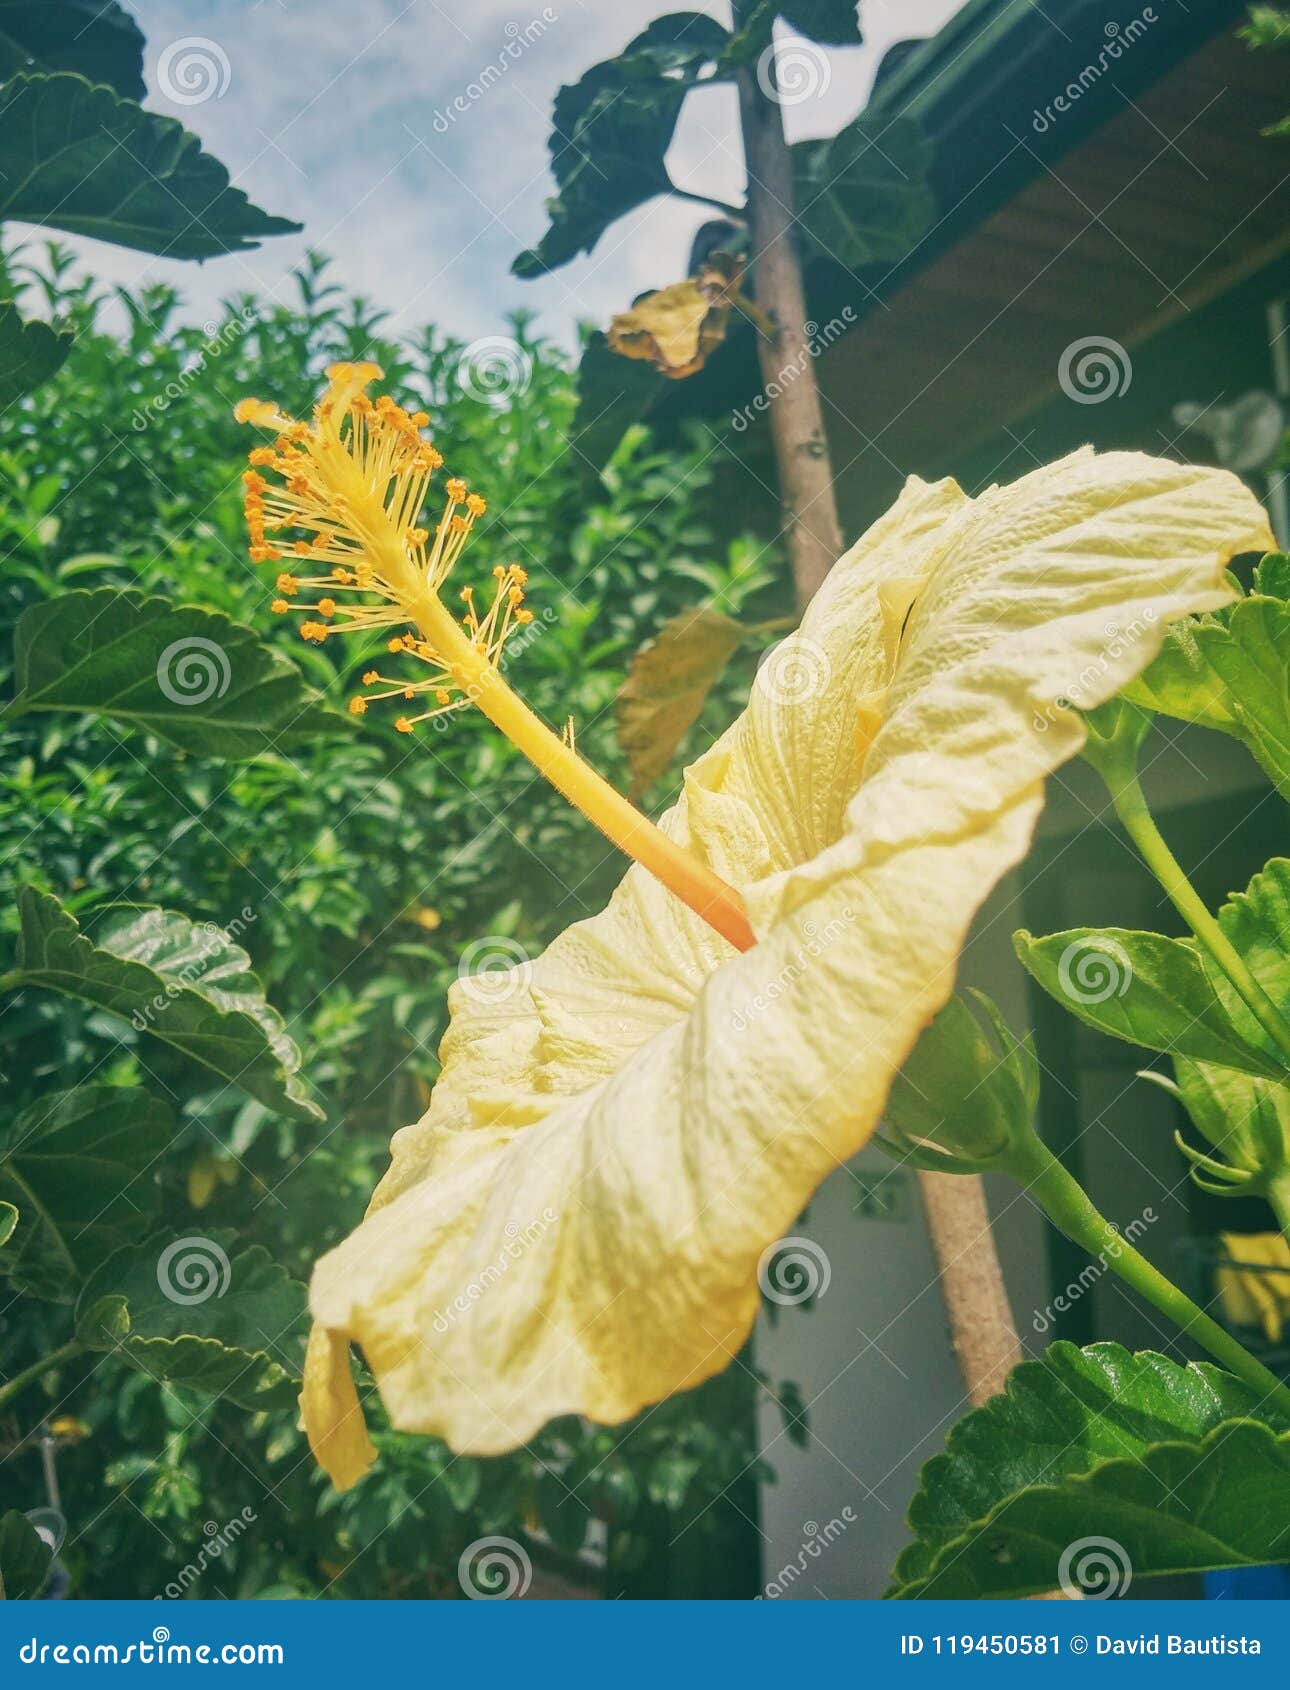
[299,1325,378,1492]
[309,452,1272,1464]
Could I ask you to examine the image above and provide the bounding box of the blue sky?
[60,0,965,348]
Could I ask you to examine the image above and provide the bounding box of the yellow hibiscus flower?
[238,367,1271,1489]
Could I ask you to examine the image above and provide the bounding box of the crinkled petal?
[308,452,1272,1462]
[300,1325,378,1491]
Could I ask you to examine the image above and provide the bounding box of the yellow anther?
[234,398,283,427]
[349,696,367,715]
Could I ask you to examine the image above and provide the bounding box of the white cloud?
[35,0,964,347]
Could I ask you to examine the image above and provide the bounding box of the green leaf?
[1215,858,1290,999]
[647,1449,701,1511]
[0,1511,52,1600]
[0,1200,15,1247]
[76,1232,307,1411]
[1195,595,1290,800]
[779,1,862,45]
[10,588,345,759]
[513,16,729,278]
[1120,611,1242,734]
[1255,552,1290,598]
[1013,927,1282,1079]
[0,1086,171,1302]
[0,74,299,258]
[793,114,935,271]
[890,1342,1290,1598]
[10,888,323,1122]
[0,1,145,98]
[1200,857,1290,1062]
[1122,579,1290,798]
[0,298,73,405]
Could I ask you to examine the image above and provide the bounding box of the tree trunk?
[733,16,843,612]
[917,1170,1023,1406]
[733,10,1024,1409]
